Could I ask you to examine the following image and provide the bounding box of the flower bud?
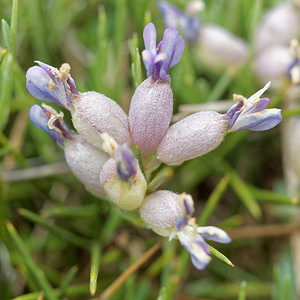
[140,190,182,237]
[64,135,109,197]
[157,111,229,165]
[100,158,147,210]
[254,2,300,53]
[254,45,292,88]
[71,91,131,150]
[129,77,173,154]
[196,25,249,71]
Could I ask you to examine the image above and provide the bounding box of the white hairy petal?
[71,92,131,150]
[157,111,229,165]
[64,135,109,197]
[140,190,181,236]
[129,77,173,154]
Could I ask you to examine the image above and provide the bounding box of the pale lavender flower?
[141,22,185,82]
[226,82,282,132]
[157,83,282,165]
[140,191,231,270]
[26,61,78,109]
[29,104,72,146]
[157,1,202,44]
[129,23,184,154]
[29,103,108,196]
[26,62,131,150]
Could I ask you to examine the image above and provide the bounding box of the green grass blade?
[248,184,298,205]
[10,0,18,58]
[19,208,89,249]
[42,204,101,219]
[217,159,261,218]
[58,265,78,299]
[1,19,11,48]
[206,68,236,102]
[90,243,101,296]
[238,281,247,300]
[129,33,143,89]
[199,175,230,226]
[6,222,56,300]
[207,244,235,268]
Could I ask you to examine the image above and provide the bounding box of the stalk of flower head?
[281,41,300,296]
[157,0,249,72]
[99,133,147,210]
[26,61,131,150]
[140,191,231,270]
[157,82,282,165]
[128,23,185,154]
[29,104,108,197]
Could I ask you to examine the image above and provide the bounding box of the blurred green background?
[0,0,298,299]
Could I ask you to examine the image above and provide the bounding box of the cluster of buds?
[26,22,282,270]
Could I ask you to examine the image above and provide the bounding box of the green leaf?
[18,208,90,249]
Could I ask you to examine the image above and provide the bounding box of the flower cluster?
[158,0,300,85]
[157,0,249,71]
[26,23,282,270]
[253,1,300,88]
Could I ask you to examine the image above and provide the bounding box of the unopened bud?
[100,158,147,210]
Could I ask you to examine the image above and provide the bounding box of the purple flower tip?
[29,104,72,145]
[226,82,282,132]
[142,22,185,82]
[157,1,201,44]
[114,142,137,181]
[26,61,78,109]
